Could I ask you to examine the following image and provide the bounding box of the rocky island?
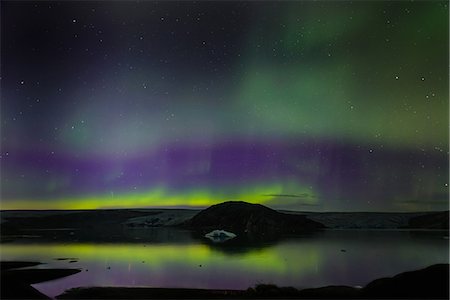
[185,201,326,236]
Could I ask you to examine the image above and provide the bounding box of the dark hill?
[186,201,325,235]
[407,211,449,229]
[362,263,449,299]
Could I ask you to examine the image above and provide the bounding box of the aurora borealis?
[1,1,448,211]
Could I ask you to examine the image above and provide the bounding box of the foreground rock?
[56,264,449,299]
[186,201,325,236]
[1,261,81,299]
[362,264,449,298]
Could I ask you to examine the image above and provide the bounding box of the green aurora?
[1,1,448,211]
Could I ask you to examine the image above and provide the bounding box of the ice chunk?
[204,229,236,243]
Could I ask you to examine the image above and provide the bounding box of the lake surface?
[1,229,448,298]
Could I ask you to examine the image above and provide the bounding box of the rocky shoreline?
[57,264,450,299]
[1,262,448,299]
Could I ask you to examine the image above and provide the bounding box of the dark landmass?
[0,209,156,233]
[362,263,449,299]
[0,261,42,271]
[407,211,449,230]
[300,210,449,230]
[297,285,361,299]
[5,268,81,285]
[57,287,244,299]
[0,204,447,243]
[0,209,197,243]
[186,201,325,236]
[1,261,81,299]
[56,264,449,299]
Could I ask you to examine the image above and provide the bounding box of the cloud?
[263,193,321,210]
[263,193,316,199]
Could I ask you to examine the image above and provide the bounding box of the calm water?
[2,229,448,298]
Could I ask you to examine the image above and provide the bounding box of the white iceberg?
[204,229,237,243]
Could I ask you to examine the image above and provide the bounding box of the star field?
[1,1,448,211]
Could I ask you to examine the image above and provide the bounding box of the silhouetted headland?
[1,261,81,299]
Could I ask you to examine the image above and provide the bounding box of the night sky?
[1,1,448,211]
